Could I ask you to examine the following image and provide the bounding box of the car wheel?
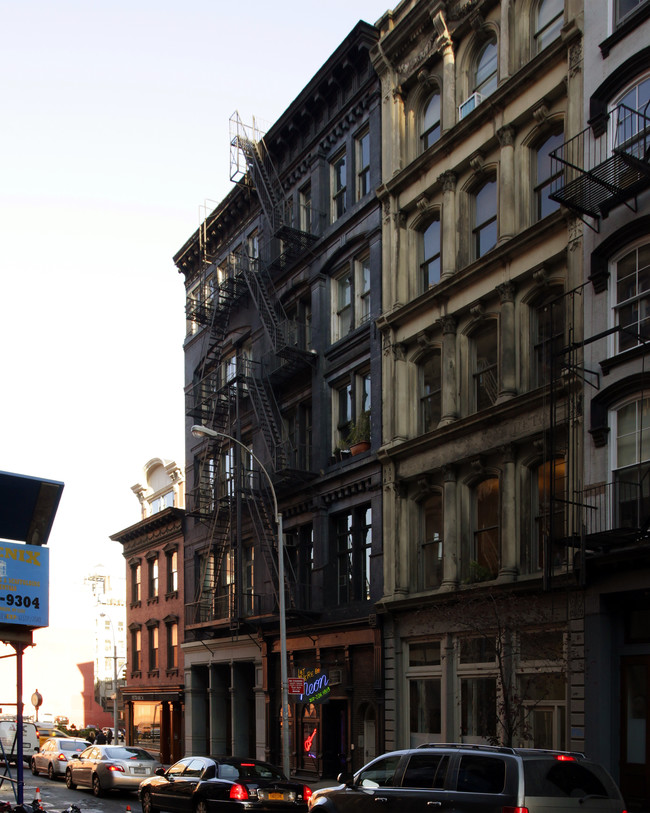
[65,769,76,790]
[196,799,208,813]
[92,773,103,797]
[47,763,55,781]
[30,759,38,776]
[142,790,159,813]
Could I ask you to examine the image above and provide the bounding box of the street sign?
[288,678,305,695]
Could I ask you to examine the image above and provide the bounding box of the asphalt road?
[0,769,141,813]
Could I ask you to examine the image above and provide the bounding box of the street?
[0,770,141,813]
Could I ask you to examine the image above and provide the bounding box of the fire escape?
[546,102,650,584]
[185,112,319,633]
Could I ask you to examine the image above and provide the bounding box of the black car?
[308,744,626,813]
[139,756,312,813]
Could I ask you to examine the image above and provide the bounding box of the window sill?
[165,591,179,601]
[147,670,160,679]
[166,668,179,678]
[599,343,648,376]
[130,601,141,609]
[130,671,142,679]
[600,3,650,57]
[147,596,159,606]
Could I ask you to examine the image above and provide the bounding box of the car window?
[357,755,402,788]
[402,754,450,789]
[168,760,189,777]
[105,746,154,760]
[80,747,94,759]
[61,740,87,751]
[456,756,506,794]
[523,760,617,799]
[218,761,284,781]
[218,764,240,780]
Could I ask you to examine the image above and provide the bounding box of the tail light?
[229,784,249,801]
[107,764,125,773]
[555,755,575,761]
[303,786,313,802]
[503,807,529,813]
[57,753,68,762]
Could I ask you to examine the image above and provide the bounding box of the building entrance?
[321,700,347,779]
[621,655,650,807]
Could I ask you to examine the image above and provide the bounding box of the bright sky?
[0,0,387,721]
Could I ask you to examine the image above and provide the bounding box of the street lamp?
[191,424,290,778]
[99,611,119,741]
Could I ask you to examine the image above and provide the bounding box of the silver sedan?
[31,737,90,779]
[65,744,162,796]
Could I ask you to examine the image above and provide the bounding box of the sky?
[0,0,388,720]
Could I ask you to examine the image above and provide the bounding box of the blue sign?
[0,541,49,628]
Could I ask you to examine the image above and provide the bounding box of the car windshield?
[523,759,619,799]
[218,761,284,781]
[104,747,154,761]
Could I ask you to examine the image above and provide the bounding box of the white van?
[0,720,39,763]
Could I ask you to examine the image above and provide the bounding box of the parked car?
[308,744,626,813]
[139,756,312,813]
[36,726,71,748]
[31,736,90,779]
[65,744,162,796]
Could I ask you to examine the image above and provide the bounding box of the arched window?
[534,0,564,53]
[421,92,441,150]
[612,241,650,353]
[420,349,442,432]
[420,219,441,290]
[474,40,498,98]
[531,458,567,572]
[532,289,564,388]
[419,492,443,590]
[471,477,500,581]
[472,179,497,259]
[534,128,564,220]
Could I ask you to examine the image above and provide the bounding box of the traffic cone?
[126,806,131,813]
[35,790,41,803]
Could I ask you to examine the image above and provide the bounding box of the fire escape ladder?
[240,260,285,350]
[245,366,291,473]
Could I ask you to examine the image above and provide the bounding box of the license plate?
[268,792,284,801]
[132,768,146,775]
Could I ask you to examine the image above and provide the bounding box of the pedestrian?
[95,729,107,744]
[87,729,96,744]
[106,728,113,745]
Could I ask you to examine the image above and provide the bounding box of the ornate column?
[439,315,458,425]
[497,281,517,399]
[497,125,516,242]
[441,465,458,590]
[498,444,518,582]
[439,171,457,279]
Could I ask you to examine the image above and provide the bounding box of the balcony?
[580,480,650,550]
[550,103,650,227]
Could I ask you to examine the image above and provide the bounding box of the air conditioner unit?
[459,92,485,120]
[329,668,343,685]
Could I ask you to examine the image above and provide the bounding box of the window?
[334,270,352,340]
[149,626,159,671]
[247,229,259,264]
[421,219,441,290]
[474,40,498,98]
[613,242,650,353]
[151,490,174,514]
[219,446,236,499]
[334,505,372,604]
[616,0,649,24]
[131,628,142,672]
[473,322,499,410]
[534,459,567,570]
[131,562,141,604]
[166,550,178,593]
[461,678,497,739]
[473,180,497,259]
[332,371,371,450]
[331,150,347,221]
[167,621,178,669]
[457,754,505,791]
[148,557,159,599]
[472,478,499,581]
[612,75,650,158]
[335,381,352,447]
[283,402,312,471]
[402,753,449,788]
[356,129,370,198]
[420,350,442,432]
[614,398,650,528]
[419,493,443,590]
[356,754,401,788]
[357,256,372,324]
[534,0,563,52]
[533,292,564,387]
[422,93,441,150]
[300,183,312,233]
[535,130,564,220]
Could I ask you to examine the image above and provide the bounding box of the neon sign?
[298,667,331,704]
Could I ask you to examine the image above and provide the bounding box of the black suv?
[308,744,626,813]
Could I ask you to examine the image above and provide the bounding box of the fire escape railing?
[580,480,650,546]
[550,102,650,227]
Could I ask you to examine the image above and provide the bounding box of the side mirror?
[337,772,354,787]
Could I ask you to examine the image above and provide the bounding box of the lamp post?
[191,424,290,778]
[99,612,119,741]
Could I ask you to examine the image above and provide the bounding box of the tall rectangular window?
[167,550,178,593]
[131,628,141,672]
[421,220,441,290]
[334,505,372,604]
[420,493,443,590]
[331,150,347,221]
[615,244,650,353]
[473,323,499,410]
[420,351,442,432]
[535,131,564,220]
[131,563,141,604]
[356,129,370,198]
[300,183,312,233]
[334,271,352,341]
[149,626,158,671]
[473,180,497,259]
[167,622,178,669]
[472,478,500,581]
[356,256,371,324]
[148,557,159,599]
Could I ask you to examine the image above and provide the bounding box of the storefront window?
[132,701,161,749]
[300,703,319,772]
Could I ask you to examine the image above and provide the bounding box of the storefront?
[122,688,184,764]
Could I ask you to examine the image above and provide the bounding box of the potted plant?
[347,410,371,455]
